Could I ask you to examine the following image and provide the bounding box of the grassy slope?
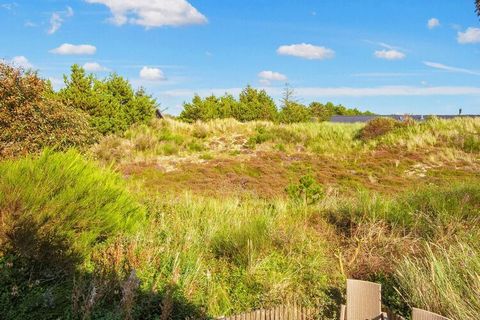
[1,118,478,319]
[89,117,479,318]
[94,117,479,197]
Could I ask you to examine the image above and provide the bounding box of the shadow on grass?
[0,220,207,320]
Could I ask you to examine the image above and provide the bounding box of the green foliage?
[179,94,239,123]
[396,242,480,319]
[180,86,278,123]
[462,134,480,153]
[0,62,96,159]
[309,101,373,121]
[0,150,145,318]
[247,125,274,147]
[0,150,145,259]
[59,65,157,135]
[286,175,324,205]
[178,86,373,124]
[235,86,278,122]
[279,102,311,123]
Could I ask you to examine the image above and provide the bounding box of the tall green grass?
[0,150,145,319]
[0,150,144,257]
[132,194,339,317]
[395,242,480,319]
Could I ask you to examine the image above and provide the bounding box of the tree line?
[179,85,373,124]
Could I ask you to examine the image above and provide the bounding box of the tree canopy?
[59,65,158,135]
[179,85,373,123]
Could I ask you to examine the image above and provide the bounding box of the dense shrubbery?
[0,150,145,318]
[179,86,372,123]
[59,65,157,135]
[0,63,96,159]
[180,86,278,123]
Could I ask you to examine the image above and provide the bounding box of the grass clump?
[0,150,145,318]
[395,242,480,319]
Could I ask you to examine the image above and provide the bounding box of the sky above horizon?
[1,0,479,115]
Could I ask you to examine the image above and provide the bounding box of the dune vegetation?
[1,62,479,319]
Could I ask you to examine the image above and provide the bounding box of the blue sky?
[1,0,479,115]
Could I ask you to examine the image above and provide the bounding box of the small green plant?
[286,174,324,205]
[161,143,179,156]
[275,143,286,152]
[463,134,480,153]
[187,140,205,152]
[200,152,214,160]
[246,126,273,148]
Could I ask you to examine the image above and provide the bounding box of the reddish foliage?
[0,63,97,159]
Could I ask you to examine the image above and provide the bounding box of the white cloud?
[457,27,480,44]
[161,86,480,98]
[48,6,74,34]
[140,66,166,81]
[427,18,440,29]
[24,20,37,27]
[1,3,17,10]
[48,13,62,34]
[277,43,335,60]
[85,0,207,28]
[258,70,287,85]
[423,61,480,75]
[83,62,109,72]
[9,56,33,69]
[374,49,406,60]
[50,43,97,55]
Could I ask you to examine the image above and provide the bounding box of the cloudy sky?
[1,0,479,115]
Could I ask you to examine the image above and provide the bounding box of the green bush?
[279,102,311,123]
[0,150,145,259]
[180,86,278,123]
[59,65,157,135]
[286,175,324,205]
[180,94,238,123]
[234,86,278,122]
[247,126,273,147]
[0,150,145,318]
[0,63,96,159]
[462,134,480,153]
[310,101,373,121]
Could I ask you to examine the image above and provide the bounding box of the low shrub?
[0,63,96,159]
[0,150,145,317]
[246,126,273,148]
[286,175,324,205]
[358,117,401,140]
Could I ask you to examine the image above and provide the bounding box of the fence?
[218,304,316,320]
[218,306,406,320]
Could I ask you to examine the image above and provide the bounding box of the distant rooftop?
[330,115,480,123]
